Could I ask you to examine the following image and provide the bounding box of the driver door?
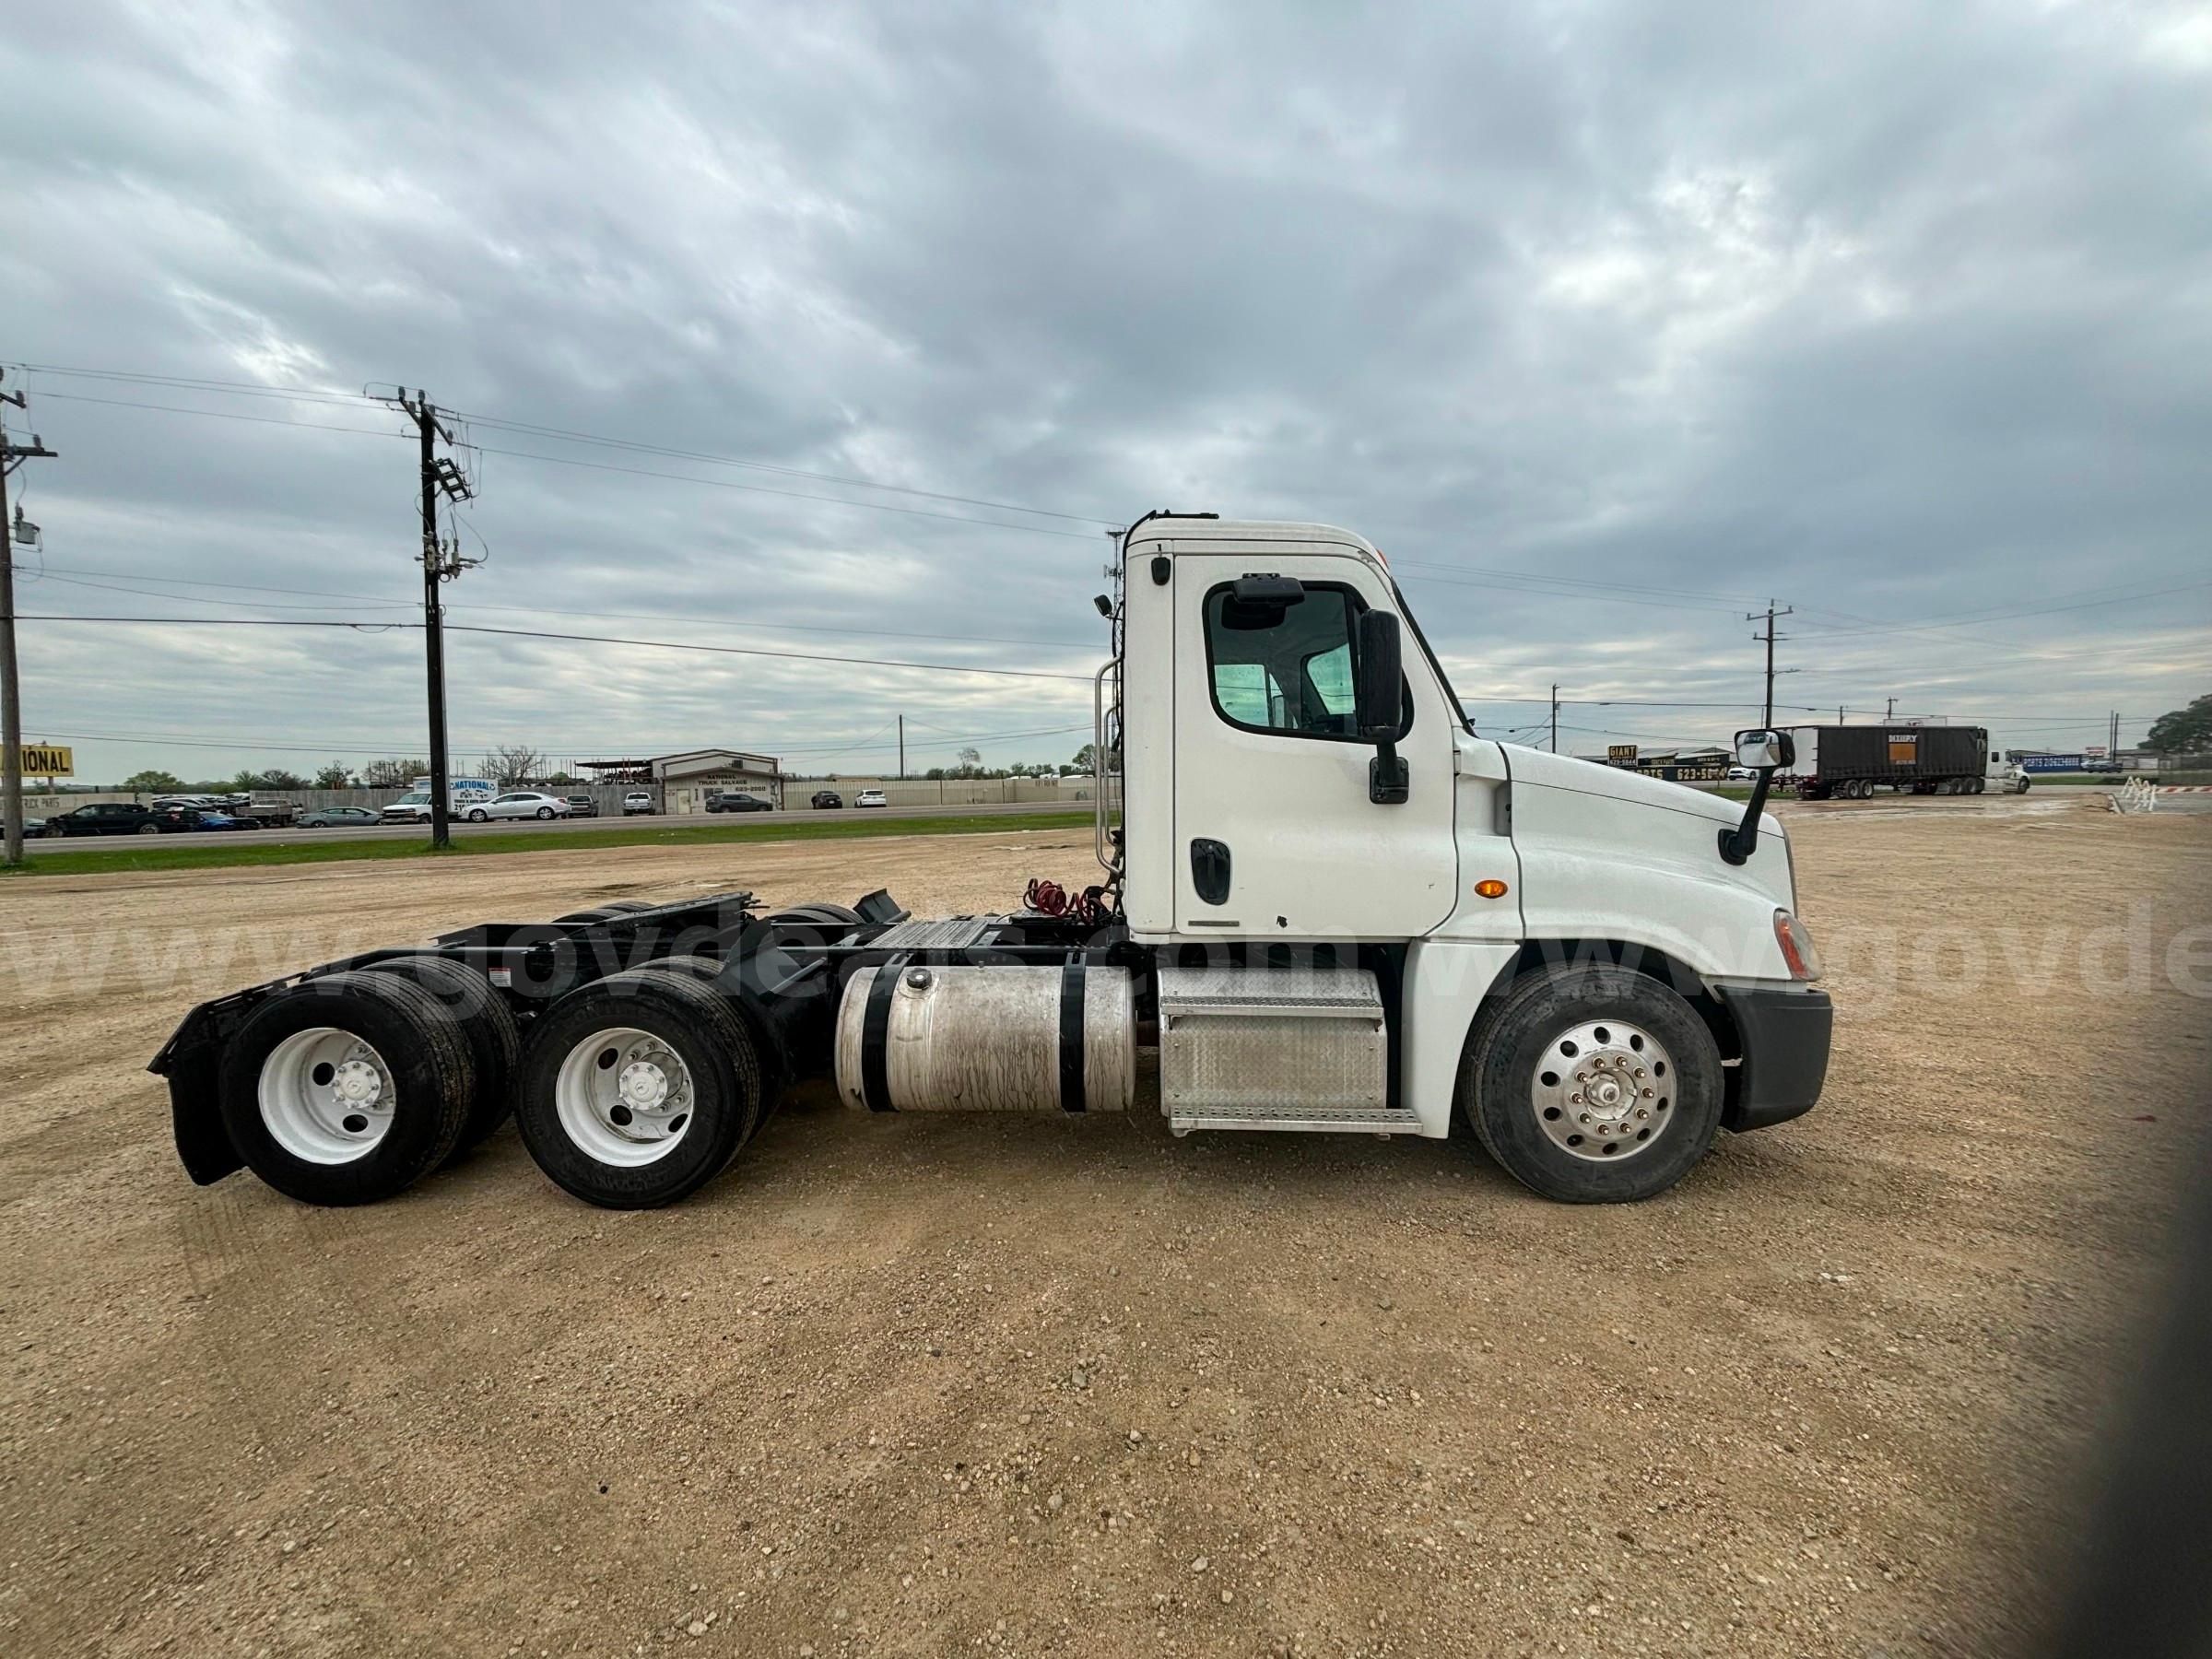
[1171,553,1458,937]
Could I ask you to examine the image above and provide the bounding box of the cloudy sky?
[5,0,2208,784]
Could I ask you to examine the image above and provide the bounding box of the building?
[646,748,782,814]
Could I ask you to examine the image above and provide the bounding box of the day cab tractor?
[151,514,1831,1209]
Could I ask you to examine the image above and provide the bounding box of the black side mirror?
[1355,610,1409,805]
[1354,610,1403,740]
[1719,727,1791,865]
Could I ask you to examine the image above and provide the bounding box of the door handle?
[1190,838,1231,905]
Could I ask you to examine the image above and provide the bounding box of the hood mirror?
[1734,729,1795,771]
[1719,727,1793,865]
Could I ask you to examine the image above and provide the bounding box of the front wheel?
[137,822,161,835]
[1457,965,1724,1203]
[467,808,488,823]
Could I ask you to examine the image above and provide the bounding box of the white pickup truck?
[153,514,1830,1211]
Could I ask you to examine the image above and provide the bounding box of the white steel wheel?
[1528,1018,1677,1163]
[258,1026,398,1165]
[554,1026,696,1166]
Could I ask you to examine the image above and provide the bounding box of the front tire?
[467,808,488,823]
[1458,965,1724,1203]
[514,967,763,1208]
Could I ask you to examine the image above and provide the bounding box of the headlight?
[1773,910,1822,982]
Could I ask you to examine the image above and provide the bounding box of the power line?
[471,442,1103,541]
[18,361,1119,534]
[448,410,1118,527]
[12,560,1100,650]
[32,390,409,439]
[18,613,1098,682]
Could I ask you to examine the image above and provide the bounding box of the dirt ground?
[2,798,2207,1657]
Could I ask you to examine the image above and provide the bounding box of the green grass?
[3,810,1100,878]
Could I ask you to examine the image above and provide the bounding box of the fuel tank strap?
[860,957,903,1112]
[1058,958,1087,1112]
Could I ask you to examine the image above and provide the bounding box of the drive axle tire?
[217,971,476,1206]
[1458,964,1724,1204]
[514,966,763,1208]
[359,955,521,1154]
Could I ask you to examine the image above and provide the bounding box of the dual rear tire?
[512,966,764,1208]
[218,971,479,1206]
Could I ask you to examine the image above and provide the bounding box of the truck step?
[1157,963,1394,1133]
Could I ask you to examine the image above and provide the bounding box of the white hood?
[1496,744,1747,830]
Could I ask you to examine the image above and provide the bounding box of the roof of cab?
[1121,516,1382,558]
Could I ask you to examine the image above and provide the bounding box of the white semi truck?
[152,514,1830,1209]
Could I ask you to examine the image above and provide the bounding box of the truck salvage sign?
[10,744,72,776]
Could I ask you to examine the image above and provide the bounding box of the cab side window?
[1204,581,1409,741]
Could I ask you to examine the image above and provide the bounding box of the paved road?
[20,798,1087,857]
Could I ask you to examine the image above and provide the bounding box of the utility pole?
[897,714,904,780]
[1549,684,1559,754]
[1,371,58,869]
[1748,602,1794,730]
[378,389,475,849]
[2110,709,2120,761]
[1884,696,1896,722]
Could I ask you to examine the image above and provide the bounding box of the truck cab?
[152,514,1832,1214]
[1109,517,1828,1181]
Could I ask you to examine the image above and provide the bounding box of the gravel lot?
[2,798,2206,1657]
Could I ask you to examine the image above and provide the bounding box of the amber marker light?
[1474,879,1509,900]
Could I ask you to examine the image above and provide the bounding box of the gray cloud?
[3,0,2207,781]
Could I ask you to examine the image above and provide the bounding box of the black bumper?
[1717,984,1832,1133]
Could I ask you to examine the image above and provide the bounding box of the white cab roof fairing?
[1123,518,1388,568]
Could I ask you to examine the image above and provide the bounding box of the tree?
[482,745,546,786]
[957,747,982,768]
[314,763,354,790]
[1066,742,1119,775]
[121,769,187,793]
[362,758,429,789]
[2145,693,2212,757]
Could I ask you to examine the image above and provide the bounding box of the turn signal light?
[1773,910,1822,981]
[1474,878,1509,900]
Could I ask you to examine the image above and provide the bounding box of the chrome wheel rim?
[554,1027,695,1166]
[1530,1018,1675,1162]
[260,1027,395,1164]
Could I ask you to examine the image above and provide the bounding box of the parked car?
[854,789,888,808]
[621,791,655,816]
[297,806,382,828]
[705,792,775,813]
[564,794,600,818]
[1725,766,1758,782]
[811,790,843,809]
[44,802,184,836]
[465,791,571,822]
[181,809,253,831]
[24,816,45,836]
